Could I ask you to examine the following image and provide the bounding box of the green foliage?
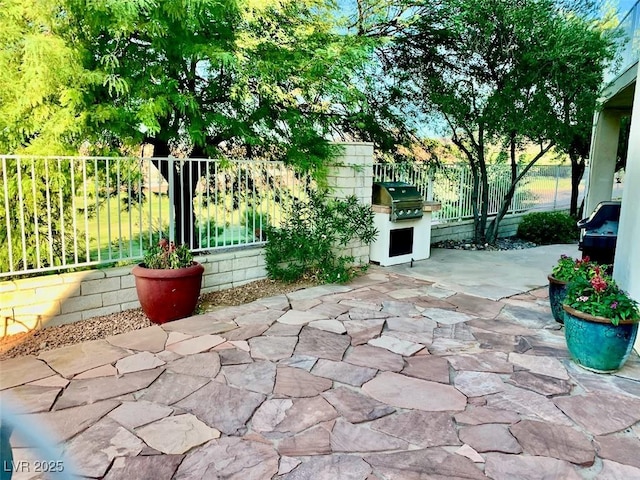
[517,211,579,245]
[551,255,597,283]
[142,239,193,269]
[565,267,640,325]
[264,193,377,283]
[393,0,617,243]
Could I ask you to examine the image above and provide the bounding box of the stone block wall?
[1,247,266,337]
[430,214,528,244]
[326,142,374,266]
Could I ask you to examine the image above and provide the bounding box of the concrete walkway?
[2,245,640,479]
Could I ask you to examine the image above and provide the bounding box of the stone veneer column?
[325,142,374,266]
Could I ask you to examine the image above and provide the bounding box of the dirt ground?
[0,277,316,360]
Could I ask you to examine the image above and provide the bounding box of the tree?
[394,0,616,243]
[2,0,406,254]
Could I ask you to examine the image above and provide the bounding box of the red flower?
[590,275,607,293]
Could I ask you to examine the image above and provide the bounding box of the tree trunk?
[476,126,488,244]
[148,140,200,249]
[569,152,585,218]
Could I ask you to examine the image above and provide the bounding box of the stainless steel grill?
[372,181,424,221]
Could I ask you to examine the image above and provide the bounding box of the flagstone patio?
[2,256,640,479]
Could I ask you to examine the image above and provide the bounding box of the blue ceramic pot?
[563,305,638,373]
[548,275,568,324]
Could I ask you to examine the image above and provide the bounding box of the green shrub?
[517,211,579,245]
[264,193,377,283]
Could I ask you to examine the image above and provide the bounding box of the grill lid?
[373,181,424,221]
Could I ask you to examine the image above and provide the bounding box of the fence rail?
[2,155,584,279]
[373,163,584,223]
[1,155,314,278]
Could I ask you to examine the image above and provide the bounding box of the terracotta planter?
[562,304,638,373]
[132,262,204,324]
[548,274,568,324]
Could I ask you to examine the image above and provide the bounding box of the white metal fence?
[1,156,314,278]
[373,163,583,223]
[1,155,582,279]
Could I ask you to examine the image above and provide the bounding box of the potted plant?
[562,265,640,373]
[132,239,204,324]
[548,255,594,323]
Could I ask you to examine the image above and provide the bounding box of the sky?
[616,0,638,15]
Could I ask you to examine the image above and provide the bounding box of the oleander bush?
[264,193,377,283]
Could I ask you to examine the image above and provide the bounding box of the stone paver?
[166,351,221,378]
[486,384,573,426]
[553,392,640,435]
[459,423,522,454]
[484,452,582,480]
[0,356,57,390]
[367,335,423,356]
[322,387,394,424]
[277,310,327,326]
[116,351,165,374]
[2,385,61,413]
[249,335,298,361]
[311,359,377,386]
[222,360,276,394]
[510,419,595,466]
[278,423,333,456]
[331,418,408,452]
[295,327,351,361]
[135,413,220,454]
[362,372,467,412]
[344,344,404,372]
[166,334,226,355]
[5,263,640,479]
[174,437,279,479]
[594,434,640,468]
[454,370,505,397]
[106,325,168,353]
[55,368,163,409]
[508,352,570,380]
[370,410,459,447]
[63,417,144,478]
[175,381,266,435]
[37,340,130,378]
[161,315,238,335]
[454,405,520,425]
[103,455,184,480]
[108,400,173,429]
[12,400,120,448]
[364,449,486,479]
[402,356,450,383]
[137,371,210,405]
[422,307,473,324]
[274,366,333,397]
[508,370,572,396]
[599,459,640,479]
[281,454,372,480]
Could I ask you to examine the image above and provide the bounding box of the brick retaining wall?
[1,247,266,337]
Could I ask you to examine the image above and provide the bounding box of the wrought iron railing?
[373,163,583,223]
[0,156,314,278]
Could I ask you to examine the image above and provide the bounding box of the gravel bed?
[433,236,538,251]
[0,278,315,360]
